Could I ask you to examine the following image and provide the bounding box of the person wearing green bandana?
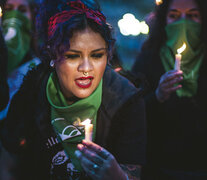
[0,0,146,179]
[2,0,37,74]
[131,0,207,179]
[0,0,40,118]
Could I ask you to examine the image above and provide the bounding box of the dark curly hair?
[36,0,114,65]
[142,0,207,56]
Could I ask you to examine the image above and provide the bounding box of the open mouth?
[75,76,94,88]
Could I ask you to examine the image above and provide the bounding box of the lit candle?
[174,43,186,71]
[0,7,2,25]
[80,119,93,141]
[155,0,163,6]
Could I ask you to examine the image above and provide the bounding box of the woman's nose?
[78,58,93,73]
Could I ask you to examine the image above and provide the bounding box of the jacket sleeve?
[0,28,9,110]
[107,92,147,165]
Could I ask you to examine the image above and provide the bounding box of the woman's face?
[55,27,107,100]
[4,0,31,20]
[167,0,201,24]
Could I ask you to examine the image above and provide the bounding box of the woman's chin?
[73,90,93,99]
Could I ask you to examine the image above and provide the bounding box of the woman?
[131,0,207,179]
[0,0,40,119]
[2,0,38,73]
[1,0,146,179]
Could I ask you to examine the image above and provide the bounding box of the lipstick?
[75,76,94,88]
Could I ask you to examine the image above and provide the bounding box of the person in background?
[0,0,40,119]
[1,0,146,179]
[131,0,207,179]
[2,0,37,73]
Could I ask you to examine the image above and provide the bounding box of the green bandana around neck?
[46,72,102,171]
[160,19,204,97]
[2,10,32,73]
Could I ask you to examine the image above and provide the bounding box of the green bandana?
[2,10,32,73]
[46,72,102,171]
[160,19,204,97]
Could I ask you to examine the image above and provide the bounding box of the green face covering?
[160,19,204,97]
[2,10,32,73]
[46,72,102,172]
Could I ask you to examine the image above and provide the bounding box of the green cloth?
[160,19,204,97]
[2,10,32,73]
[46,72,102,171]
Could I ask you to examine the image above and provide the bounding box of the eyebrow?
[169,8,199,12]
[67,48,107,53]
[187,8,200,12]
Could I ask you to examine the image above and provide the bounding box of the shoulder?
[102,66,142,118]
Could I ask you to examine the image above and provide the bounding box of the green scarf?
[160,19,204,97]
[46,72,102,171]
[2,10,32,73]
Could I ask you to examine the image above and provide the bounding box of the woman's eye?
[64,54,80,59]
[4,5,13,11]
[91,53,104,59]
[186,12,201,20]
[168,13,180,19]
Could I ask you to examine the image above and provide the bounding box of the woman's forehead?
[169,0,199,11]
[6,0,29,6]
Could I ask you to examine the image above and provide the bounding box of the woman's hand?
[75,140,127,180]
[156,70,183,102]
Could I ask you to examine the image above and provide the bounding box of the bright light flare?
[177,43,186,54]
[155,0,163,5]
[118,13,149,36]
[0,7,2,17]
[80,118,91,126]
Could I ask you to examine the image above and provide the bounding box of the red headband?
[48,0,106,39]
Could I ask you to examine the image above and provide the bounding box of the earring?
[83,72,89,76]
[50,60,55,67]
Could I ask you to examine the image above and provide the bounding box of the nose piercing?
[83,72,89,76]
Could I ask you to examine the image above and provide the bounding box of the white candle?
[174,43,186,71]
[175,54,181,71]
[85,123,93,141]
[80,119,93,141]
[0,7,2,26]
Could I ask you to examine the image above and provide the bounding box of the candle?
[155,0,163,6]
[80,119,93,141]
[0,7,2,25]
[174,43,186,71]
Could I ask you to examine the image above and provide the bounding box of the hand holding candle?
[174,43,186,71]
[80,119,93,141]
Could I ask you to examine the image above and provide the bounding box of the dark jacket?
[131,50,207,171]
[1,63,146,179]
[0,28,9,111]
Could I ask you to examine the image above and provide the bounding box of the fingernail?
[75,150,81,158]
[82,139,90,145]
[77,144,84,150]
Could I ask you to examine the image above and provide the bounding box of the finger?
[162,77,183,89]
[79,153,100,177]
[160,73,183,85]
[82,140,110,160]
[166,85,182,93]
[77,144,104,166]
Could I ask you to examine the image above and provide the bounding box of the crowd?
[0,0,206,180]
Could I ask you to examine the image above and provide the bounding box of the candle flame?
[177,43,186,54]
[0,7,2,17]
[155,0,163,5]
[80,119,91,126]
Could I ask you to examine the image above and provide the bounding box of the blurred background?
[98,0,156,71]
[0,0,157,70]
